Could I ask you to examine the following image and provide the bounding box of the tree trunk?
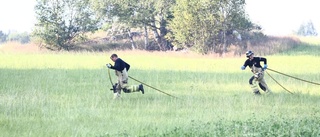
[159,13,171,50]
[223,25,227,56]
[143,23,149,50]
[127,29,136,50]
[150,20,162,50]
[150,15,170,51]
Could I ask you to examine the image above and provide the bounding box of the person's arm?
[241,60,249,70]
[259,57,268,69]
[259,57,267,65]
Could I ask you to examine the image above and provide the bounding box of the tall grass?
[1,50,320,136]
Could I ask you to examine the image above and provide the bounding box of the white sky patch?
[246,0,320,36]
[0,0,36,33]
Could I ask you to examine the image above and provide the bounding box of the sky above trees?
[0,0,319,36]
[246,0,320,36]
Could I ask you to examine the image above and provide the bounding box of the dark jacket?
[110,58,130,72]
[243,57,267,68]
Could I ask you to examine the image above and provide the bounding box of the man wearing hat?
[241,51,271,95]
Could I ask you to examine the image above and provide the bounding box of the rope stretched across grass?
[128,76,180,99]
[265,68,320,94]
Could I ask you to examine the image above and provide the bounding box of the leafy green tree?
[94,0,175,50]
[92,0,144,49]
[297,20,318,36]
[216,0,253,54]
[169,0,219,53]
[169,0,251,54]
[149,0,175,50]
[34,0,101,50]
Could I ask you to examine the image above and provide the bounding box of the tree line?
[29,0,316,54]
[0,31,30,44]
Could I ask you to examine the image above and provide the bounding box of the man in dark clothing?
[107,54,144,99]
[241,51,271,95]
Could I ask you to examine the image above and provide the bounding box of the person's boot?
[139,84,144,94]
[259,83,267,92]
[122,88,130,93]
[253,90,261,95]
[113,93,121,99]
[265,89,272,94]
[112,83,118,93]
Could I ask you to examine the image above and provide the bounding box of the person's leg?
[113,83,122,99]
[119,69,144,94]
[113,71,123,99]
[249,76,260,95]
[256,71,271,93]
[123,84,144,94]
[259,78,270,93]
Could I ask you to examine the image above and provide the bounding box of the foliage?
[6,32,30,44]
[0,31,30,44]
[94,0,175,50]
[297,20,318,36]
[32,0,261,53]
[33,0,101,50]
[0,31,7,43]
[168,0,218,53]
[168,0,253,54]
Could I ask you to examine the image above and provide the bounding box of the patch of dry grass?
[0,41,45,53]
[0,35,317,58]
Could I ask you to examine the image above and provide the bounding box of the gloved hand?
[263,64,268,70]
[106,63,112,68]
[241,66,246,70]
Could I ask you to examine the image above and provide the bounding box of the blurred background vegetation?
[0,0,318,55]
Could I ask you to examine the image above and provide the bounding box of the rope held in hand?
[108,68,114,88]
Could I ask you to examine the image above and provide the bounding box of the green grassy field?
[1,47,320,136]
